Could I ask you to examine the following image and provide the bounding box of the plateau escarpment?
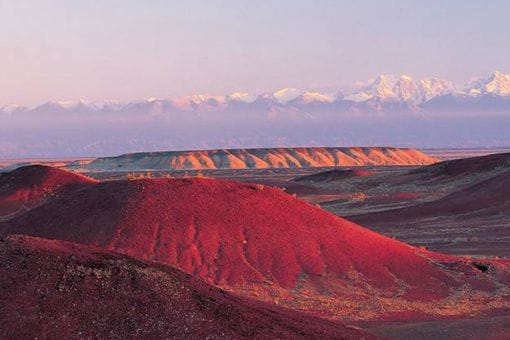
[68,146,438,171]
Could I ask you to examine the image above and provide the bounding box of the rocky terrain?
[0,235,372,339]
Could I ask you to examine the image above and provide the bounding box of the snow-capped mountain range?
[2,71,510,159]
[344,75,455,104]
[2,72,510,116]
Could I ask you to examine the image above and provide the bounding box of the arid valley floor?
[1,147,510,339]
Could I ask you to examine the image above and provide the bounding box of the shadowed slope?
[351,169,510,227]
[0,235,372,339]
[0,165,96,219]
[2,173,510,321]
[295,169,375,182]
[297,152,510,190]
[406,152,510,180]
[294,152,510,217]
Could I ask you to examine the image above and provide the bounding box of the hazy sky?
[1,0,510,106]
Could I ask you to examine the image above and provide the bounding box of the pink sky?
[1,1,509,106]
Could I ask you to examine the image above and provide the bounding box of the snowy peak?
[346,75,399,102]
[29,99,98,114]
[419,78,455,102]
[56,99,89,109]
[299,91,334,104]
[171,94,226,111]
[466,71,510,96]
[395,75,420,102]
[347,74,455,104]
[271,88,303,104]
[348,74,416,103]
[0,104,25,115]
[31,101,70,113]
[372,74,399,99]
[269,89,335,105]
[226,92,257,103]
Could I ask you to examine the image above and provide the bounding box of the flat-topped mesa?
[69,146,438,171]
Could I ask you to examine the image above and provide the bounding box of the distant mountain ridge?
[68,146,438,171]
[2,71,510,159]
[2,71,509,115]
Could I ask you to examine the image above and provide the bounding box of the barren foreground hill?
[2,166,510,322]
[68,146,438,171]
[0,235,372,339]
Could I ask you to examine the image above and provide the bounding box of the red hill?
[0,165,95,220]
[0,235,371,339]
[1,173,510,321]
[406,152,510,180]
[352,169,510,226]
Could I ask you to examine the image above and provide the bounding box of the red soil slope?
[1,166,510,321]
[352,169,510,225]
[0,235,372,339]
[0,165,95,219]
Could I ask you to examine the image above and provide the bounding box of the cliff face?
[71,147,438,171]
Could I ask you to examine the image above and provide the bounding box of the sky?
[1,0,510,106]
